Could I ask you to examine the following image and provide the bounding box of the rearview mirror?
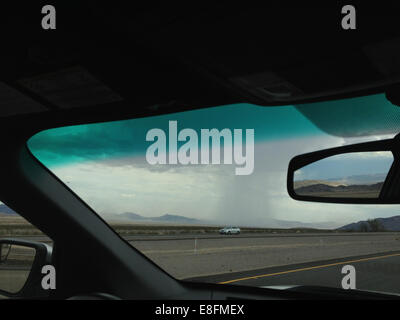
[0,238,52,298]
[287,136,400,204]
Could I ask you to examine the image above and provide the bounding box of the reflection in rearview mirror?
[293,151,394,199]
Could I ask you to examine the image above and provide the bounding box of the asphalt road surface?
[129,232,400,295]
[6,232,400,294]
[186,251,400,294]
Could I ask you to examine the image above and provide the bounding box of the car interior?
[1,3,400,301]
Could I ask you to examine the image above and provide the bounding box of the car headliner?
[1,3,400,300]
[0,3,400,139]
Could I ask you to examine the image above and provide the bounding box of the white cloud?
[49,133,400,229]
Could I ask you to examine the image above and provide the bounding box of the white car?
[219,226,241,235]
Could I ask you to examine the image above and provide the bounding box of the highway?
[13,231,400,242]
[5,232,400,294]
[187,251,400,294]
[129,232,400,294]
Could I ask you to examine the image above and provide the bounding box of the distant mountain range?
[294,180,345,189]
[338,215,400,231]
[0,202,336,230]
[268,219,334,230]
[103,212,336,229]
[295,173,387,190]
[325,173,387,186]
[295,182,383,195]
[0,204,16,215]
[112,212,203,224]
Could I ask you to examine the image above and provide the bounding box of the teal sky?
[296,93,400,137]
[27,103,322,168]
[24,95,400,228]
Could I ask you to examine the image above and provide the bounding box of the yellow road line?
[219,252,400,284]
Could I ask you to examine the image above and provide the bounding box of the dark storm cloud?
[27,103,323,168]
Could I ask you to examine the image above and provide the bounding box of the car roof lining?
[1,3,400,135]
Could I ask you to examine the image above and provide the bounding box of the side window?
[0,203,52,299]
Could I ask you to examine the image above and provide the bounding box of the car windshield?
[27,93,400,294]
